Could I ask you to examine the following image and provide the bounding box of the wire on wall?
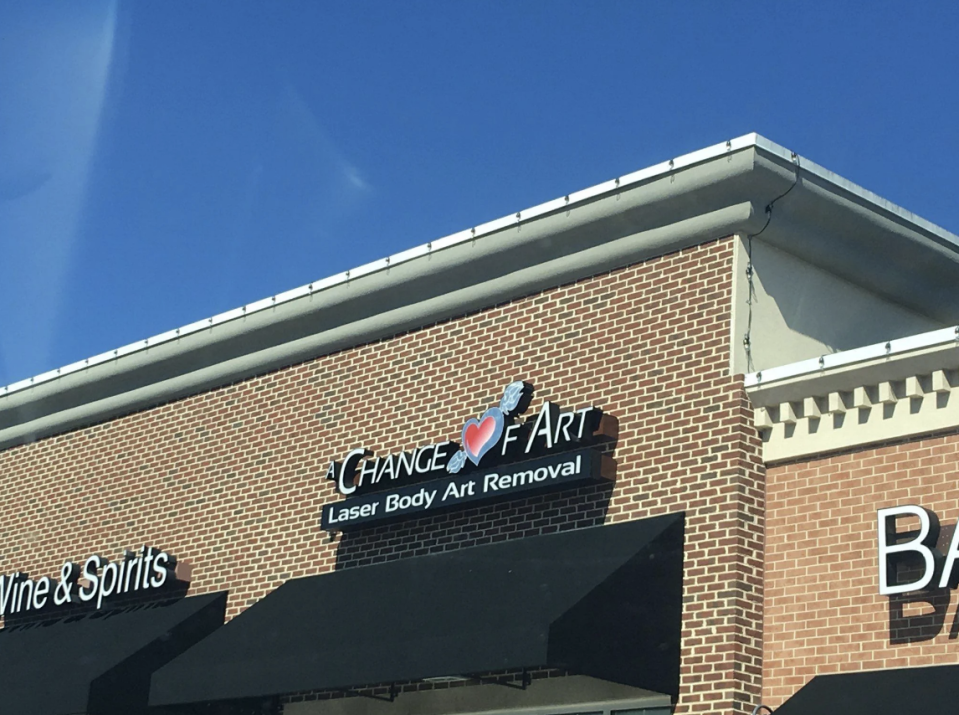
[742,153,801,372]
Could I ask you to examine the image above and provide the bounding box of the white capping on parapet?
[746,326,959,389]
[746,326,959,462]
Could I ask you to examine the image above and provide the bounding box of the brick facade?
[764,430,959,708]
[0,237,765,714]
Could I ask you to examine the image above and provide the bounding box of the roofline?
[744,324,959,464]
[745,325,959,391]
[5,132,956,401]
[3,132,959,451]
[750,135,959,248]
[0,132,756,399]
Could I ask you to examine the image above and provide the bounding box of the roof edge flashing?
[753,135,959,250]
[4,133,959,449]
[0,135,762,403]
[745,326,959,410]
[746,326,959,388]
[0,202,761,450]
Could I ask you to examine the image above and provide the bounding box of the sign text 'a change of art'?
[321,381,616,532]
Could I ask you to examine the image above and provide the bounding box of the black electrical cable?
[742,153,802,370]
[751,153,802,239]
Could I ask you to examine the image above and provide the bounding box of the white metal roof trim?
[744,325,959,388]
[4,132,957,399]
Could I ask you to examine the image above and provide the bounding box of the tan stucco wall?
[731,237,941,374]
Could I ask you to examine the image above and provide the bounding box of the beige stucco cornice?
[747,327,959,463]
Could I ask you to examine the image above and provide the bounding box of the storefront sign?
[0,546,189,618]
[321,381,616,532]
[324,447,611,531]
[878,505,959,595]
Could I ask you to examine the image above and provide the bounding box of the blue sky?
[1,1,957,385]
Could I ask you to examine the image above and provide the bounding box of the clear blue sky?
[1,1,957,385]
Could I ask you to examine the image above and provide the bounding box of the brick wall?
[764,430,959,707]
[0,237,764,714]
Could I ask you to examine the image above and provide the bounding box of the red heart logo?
[461,408,505,466]
[464,418,496,454]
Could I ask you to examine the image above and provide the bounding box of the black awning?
[0,592,226,715]
[773,664,959,715]
[151,513,684,709]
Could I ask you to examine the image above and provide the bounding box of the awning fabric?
[0,591,226,715]
[773,664,959,715]
[151,513,685,709]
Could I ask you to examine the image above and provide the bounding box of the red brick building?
[1,134,957,715]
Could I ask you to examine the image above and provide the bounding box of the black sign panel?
[321,448,612,532]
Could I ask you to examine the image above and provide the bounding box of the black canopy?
[773,664,959,714]
[151,513,684,709]
[0,592,226,715]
